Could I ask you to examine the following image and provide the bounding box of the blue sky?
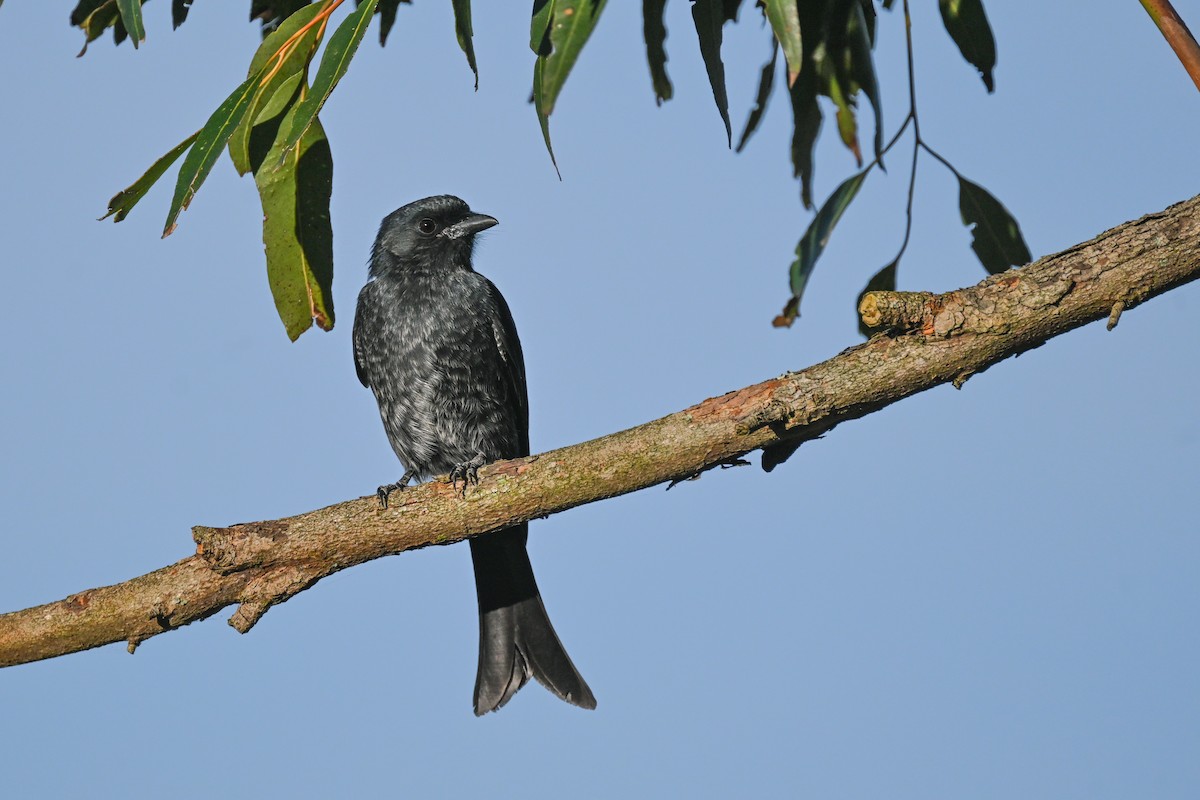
[2,2,1198,797]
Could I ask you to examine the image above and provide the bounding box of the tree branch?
[3,195,1199,668]
[1140,0,1200,92]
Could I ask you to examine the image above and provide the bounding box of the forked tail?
[469,525,596,715]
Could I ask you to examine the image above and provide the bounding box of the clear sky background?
[2,3,1198,798]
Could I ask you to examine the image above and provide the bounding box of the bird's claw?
[377,484,397,509]
[376,470,416,509]
[449,454,486,497]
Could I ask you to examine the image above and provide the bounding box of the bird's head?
[370,195,499,277]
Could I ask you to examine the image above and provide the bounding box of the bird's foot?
[449,453,487,497]
[377,469,417,509]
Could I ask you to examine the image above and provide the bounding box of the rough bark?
[2,194,1198,668]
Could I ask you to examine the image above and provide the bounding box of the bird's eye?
[418,218,438,235]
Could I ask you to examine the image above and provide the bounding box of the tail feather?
[470,526,596,715]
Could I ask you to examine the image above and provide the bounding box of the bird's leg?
[377,469,417,509]
[449,452,487,497]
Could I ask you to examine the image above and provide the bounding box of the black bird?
[353,195,596,715]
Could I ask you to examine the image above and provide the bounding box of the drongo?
[353,195,596,715]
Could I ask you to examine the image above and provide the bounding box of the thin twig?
[1139,0,1200,92]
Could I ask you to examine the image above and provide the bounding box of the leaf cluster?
[75,0,1028,339]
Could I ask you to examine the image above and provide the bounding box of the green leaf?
[762,0,802,86]
[377,0,408,45]
[788,69,822,208]
[859,0,876,44]
[275,0,378,165]
[531,0,553,54]
[115,0,145,47]
[163,73,263,237]
[642,0,673,105]
[72,0,120,57]
[101,132,199,223]
[252,83,336,340]
[735,39,777,153]
[939,0,996,92]
[690,0,732,147]
[532,0,609,175]
[451,0,479,89]
[856,258,897,338]
[777,168,869,327]
[229,2,327,176]
[826,70,860,165]
[845,3,883,162]
[957,176,1030,273]
[172,0,194,29]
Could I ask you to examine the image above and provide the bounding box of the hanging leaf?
[938,0,996,92]
[531,0,609,175]
[115,0,145,48]
[776,168,869,327]
[451,0,479,88]
[531,0,554,53]
[736,39,777,153]
[643,0,673,105]
[72,0,120,57]
[859,0,876,44]
[229,2,328,176]
[788,69,822,208]
[274,0,378,165]
[163,73,264,236]
[690,0,732,147]
[377,0,409,45]
[844,2,883,162]
[957,176,1030,273]
[173,0,195,29]
[101,132,199,223]
[856,258,897,338]
[762,0,802,86]
[254,95,336,340]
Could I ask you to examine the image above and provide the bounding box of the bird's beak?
[440,213,499,240]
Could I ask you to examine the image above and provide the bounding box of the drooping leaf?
[762,0,802,86]
[163,73,263,237]
[72,0,120,57]
[377,0,407,46]
[776,168,869,326]
[788,68,822,208]
[856,257,897,338]
[532,0,609,174]
[451,0,479,88]
[113,14,130,46]
[102,132,199,223]
[956,176,1030,273]
[229,2,327,176]
[735,39,777,153]
[115,0,145,47]
[859,0,876,44]
[253,87,336,341]
[826,70,860,165]
[938,0,996,92]
[173,0,194,29]
[642,0,673,105]
[690,0,732,147]
[275,0,378,165]
[531,0,554,54]
[845,2,883,162]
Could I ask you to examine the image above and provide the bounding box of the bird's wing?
[352,285,373,388]
[485,280,530,456]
